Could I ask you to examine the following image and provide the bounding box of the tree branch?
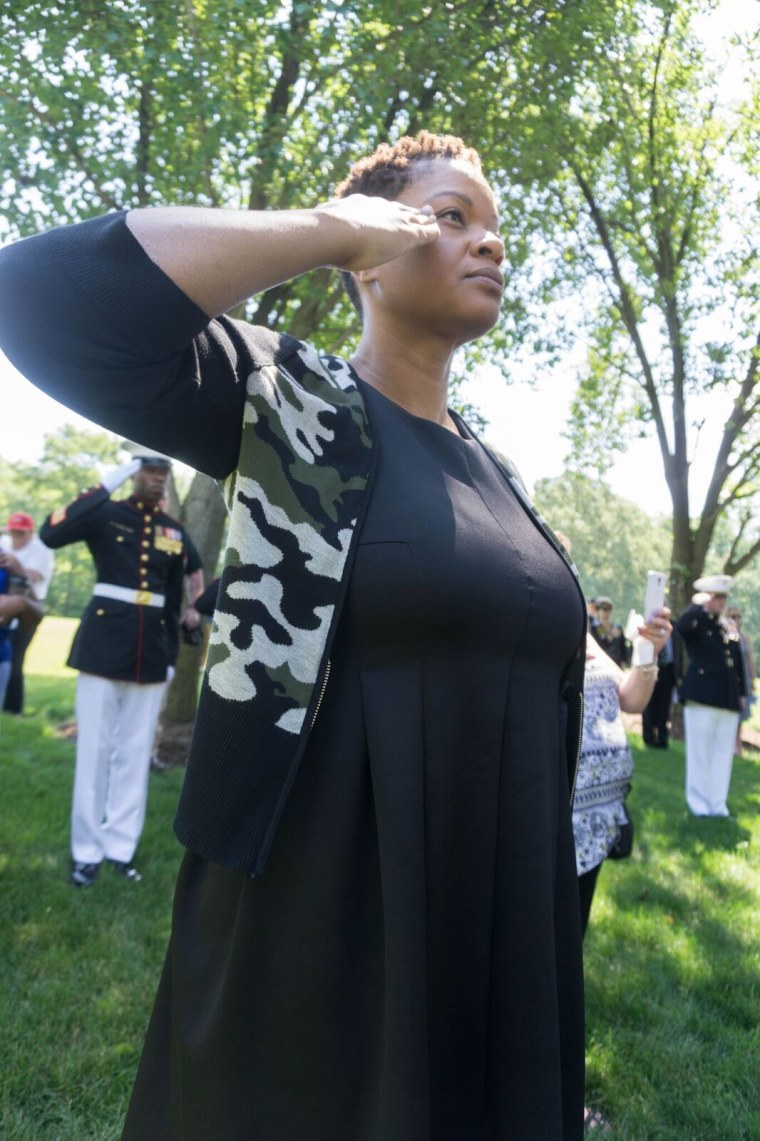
[645,6,694,509]
[181,0,221,207]
[135,81,151,208]
[698,328,760,521]
[725,532,760,577]
[725,436,760,478]
[674,100,720,267]
[247,5,309,212]
[569,164,672,472]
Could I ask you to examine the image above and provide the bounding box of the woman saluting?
[0,132,586,1140]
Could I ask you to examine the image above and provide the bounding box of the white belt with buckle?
[93,583,166,608]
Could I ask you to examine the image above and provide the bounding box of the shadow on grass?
[8,673,77,727]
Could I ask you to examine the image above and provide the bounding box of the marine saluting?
[39,448,191,887]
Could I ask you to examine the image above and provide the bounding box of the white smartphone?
[643,570,667,623]
[632,571,667,666]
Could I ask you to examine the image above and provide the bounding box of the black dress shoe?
[108,859,142,883]
[70,861,101,888]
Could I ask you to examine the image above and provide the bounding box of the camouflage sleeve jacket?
[0,211,585,876]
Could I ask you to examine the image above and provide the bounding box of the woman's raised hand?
[125,198,440,317]
[637,606,672,651]
[315,195,440,271]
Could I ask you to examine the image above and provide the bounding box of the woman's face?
[358,158,505,344]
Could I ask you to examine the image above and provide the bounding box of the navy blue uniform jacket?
[40,486,187,684]
[675,603,745,712]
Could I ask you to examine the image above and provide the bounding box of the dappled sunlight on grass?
[582,737,760,1138]
[23,616,78,679]
[2,636,759,1138]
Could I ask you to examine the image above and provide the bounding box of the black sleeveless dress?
[123,381,586,1140]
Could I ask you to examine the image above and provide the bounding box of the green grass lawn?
[2,620,759,1139]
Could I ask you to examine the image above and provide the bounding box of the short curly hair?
[334,131,484,316]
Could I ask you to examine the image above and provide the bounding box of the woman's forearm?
[0,196,437,476]
[619,610,672,713]
[126,206,342,317]
[618,666,658,714]
[126,197,439,317]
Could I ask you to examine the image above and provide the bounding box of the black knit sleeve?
[0,212,249,478]
[193,577,220,617]
[38,485,111,549]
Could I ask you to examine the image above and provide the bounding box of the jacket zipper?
[309,659,331,730]
[569,690,584,808]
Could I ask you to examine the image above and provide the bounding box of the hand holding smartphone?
[635,570,668,665]
[644,571,667,623]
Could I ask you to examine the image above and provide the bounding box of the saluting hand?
[101,458,143,494]
[315,196,440,272]
[127,198,441,318]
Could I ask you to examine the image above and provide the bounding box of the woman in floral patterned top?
[574,614,672,937]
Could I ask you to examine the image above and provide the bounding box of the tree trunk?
[178,470,228,576]
[669,535,694,620]
[165,471,228,725]
[165,641,204,724]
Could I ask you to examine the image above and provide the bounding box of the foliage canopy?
[512,1,760,607]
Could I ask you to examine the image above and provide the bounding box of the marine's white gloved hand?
[101,458,142,493]
[166,666,176,682]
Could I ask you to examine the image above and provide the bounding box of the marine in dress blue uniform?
[675,574,745,817]
[40,452,189,885]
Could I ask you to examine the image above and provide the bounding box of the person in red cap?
[0,511,55,714]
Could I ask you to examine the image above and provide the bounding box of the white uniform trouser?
[72,673,167,863]
[683,701,739,817]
